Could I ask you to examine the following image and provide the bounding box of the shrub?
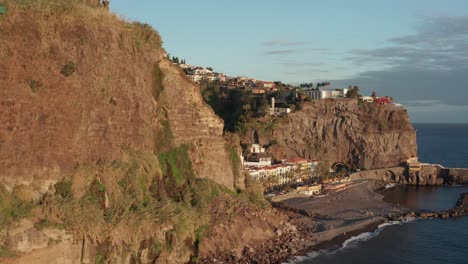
[60,61,76,77]
[54,177,73,199]
[0,246,15,258]
[0,186,32,227]
[95,253,105,264]
[34,219,65,231]
[152,63,164,100]
[28,79,43,93]
[154,118,173,153]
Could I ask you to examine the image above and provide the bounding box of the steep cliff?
[243,99,417,169]
[0,0,237,192]
[0,1,253,263]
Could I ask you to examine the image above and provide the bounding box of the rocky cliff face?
[243,99,417,169]
[0,1,236,192]
[0,2,249,263]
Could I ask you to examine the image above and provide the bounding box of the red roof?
[285,158,308,164]
[375,97,391,105]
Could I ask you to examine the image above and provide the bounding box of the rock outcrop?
[243,99,417,169]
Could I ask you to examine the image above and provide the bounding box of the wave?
[288,218,417,263]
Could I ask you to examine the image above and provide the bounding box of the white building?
[188,74,203,83]
[360,96,374,103]
[303,88,349,100]
[246,164,295,185]
[250,144,265,154]
[270,97,291,116]
[194,68,212,75]
[243,156,272,167]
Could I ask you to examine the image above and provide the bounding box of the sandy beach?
[280,180,410,251]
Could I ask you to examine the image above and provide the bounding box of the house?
[323,183,348,193]
[360,96,374,103]
[303,88,349,100]
[247,169,261,180]
[246,163,296,186]
[269,97,291,116]
[188,74,203,83]
[296,185,322,196]
[407,157,421,172]
[375,96,392,105]
[252,88,266,95]
[285,158,309,166]
[243,154,272,167]
[285,158,312,177]
[263,82,276,89]
[250,144,265,154]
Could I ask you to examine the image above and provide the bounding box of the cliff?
[243,99,417,169]
[0,1,258,263]
[0,1,237,192]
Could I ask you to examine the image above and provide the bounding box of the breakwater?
[389,192,468,221]
[350,165,468,185]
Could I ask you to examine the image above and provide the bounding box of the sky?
[111,0,468,123]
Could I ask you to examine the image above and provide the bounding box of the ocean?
[293,123,468,264]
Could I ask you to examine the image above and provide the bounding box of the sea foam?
[288,218,416,263]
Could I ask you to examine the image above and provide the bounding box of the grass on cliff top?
[5,0,162,50]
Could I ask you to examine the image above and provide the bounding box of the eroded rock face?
[244,99,417,169]
[158,59,235,189]
[447,168,468,184]
[0,4,235,191]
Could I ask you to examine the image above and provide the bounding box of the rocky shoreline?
[201,185,468,264]
[389,192,468,221]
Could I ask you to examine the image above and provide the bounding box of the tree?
[171,56,180,64]
[371,91,377,98]
[316,161,331,177]
[346,85,360,98]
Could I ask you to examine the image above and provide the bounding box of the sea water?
[293,123,468,264]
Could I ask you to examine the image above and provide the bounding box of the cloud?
[334,15,468,123]
[347,16,468,72]
[264,49,301,55]
[262,39,329,56]
[284,69,329,76]
[276,60,324,67]
[262,40,310,47]
[402,99,442,107]
[390,16,468,45]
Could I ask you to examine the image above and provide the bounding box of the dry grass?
[4,0,162,57]
[42,147,222,260]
